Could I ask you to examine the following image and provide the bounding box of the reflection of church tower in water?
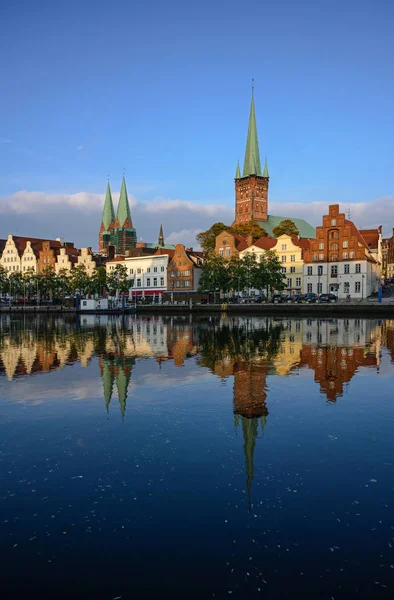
[99,354,135,418]
[233,359,269,508]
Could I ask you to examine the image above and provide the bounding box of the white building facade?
[303,258,379,299]
[106,254,169,298]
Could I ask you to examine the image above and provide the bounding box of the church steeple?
[101,182,116,230]
[232,84,269,226]
[115,176,133,228]
[242,85,262,177]
[99,180,116,254]
[158,224,164,247]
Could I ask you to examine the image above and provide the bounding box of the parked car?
[272,294,286,303]
[287,294,303,303]
[304,293,318,303]
[318,293,337,303]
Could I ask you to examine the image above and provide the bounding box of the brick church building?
[233,88,315,239]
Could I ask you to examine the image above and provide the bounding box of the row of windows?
[307,263,362,275]
[281,266,301,274]
[286,277,302,288]
[135,277,165,287]
[307,281,362,293]
[318,240,350,250]
[281,255,296,263]
[170,270,191,277]
[169,280,190,288]
[313,251,356,261]
[219,247,231,257]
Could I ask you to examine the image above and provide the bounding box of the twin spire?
[101,176,133,230]
[235,85,269,179]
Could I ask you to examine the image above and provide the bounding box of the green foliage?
[231,221,266,241]
[198,254,230,298]
[196,222,229,254]
[70,265,91,296]
[0,265,8,294]
[90,266,107,296]
[272,219,299,238]
[199,250,285,298]
[196,221,267,255]
[106,264,130,296]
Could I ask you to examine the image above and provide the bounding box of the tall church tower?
[112,176,137,254]
[99,182,116,254]
[233,87,269,226]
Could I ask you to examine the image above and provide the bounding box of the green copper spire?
[242,416,259,510]
[101,358,114,413]
[116,176,132,227]
[235,160,241,179]
[242,87,262,177]
[263,157,269,178]
[101,182,115,230]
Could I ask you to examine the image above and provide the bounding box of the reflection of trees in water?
[197,319,284,372]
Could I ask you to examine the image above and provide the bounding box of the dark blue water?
[1,314,394,599]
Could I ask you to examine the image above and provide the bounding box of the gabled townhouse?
[302,205,380,299]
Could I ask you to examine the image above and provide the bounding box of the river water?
[1,314,394,599]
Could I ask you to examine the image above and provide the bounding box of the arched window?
[331,242,339,251]
[330,253,338,262]
[330,230,339,240]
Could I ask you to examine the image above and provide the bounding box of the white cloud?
[0,189,393,249]
[166,228,203,248]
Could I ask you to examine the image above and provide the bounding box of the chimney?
[246,235,253,247]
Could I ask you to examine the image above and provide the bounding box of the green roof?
[116,177,132,227]
[256,215,316,239]
[146,243,175,250]
[102,183,115,230]
[235,160,241,179]
[243,91,262,177]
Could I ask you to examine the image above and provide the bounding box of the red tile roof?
[252,237,277,250]
[232,234,249,251]
[359,229,379,250]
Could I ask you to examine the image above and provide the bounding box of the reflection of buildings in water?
[299,319,381,402]
[381,320,394,363]
[272,319,303,376]
[0,335,84,381]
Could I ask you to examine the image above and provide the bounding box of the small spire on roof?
[235,160,241,179]
[263,156,269,178]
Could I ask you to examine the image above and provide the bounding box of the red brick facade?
[303,204,368,264]
[168,244,201,291]
[233,175,269,225]
[215,231,248,259]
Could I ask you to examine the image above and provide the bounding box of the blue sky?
[1,0,393,247]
